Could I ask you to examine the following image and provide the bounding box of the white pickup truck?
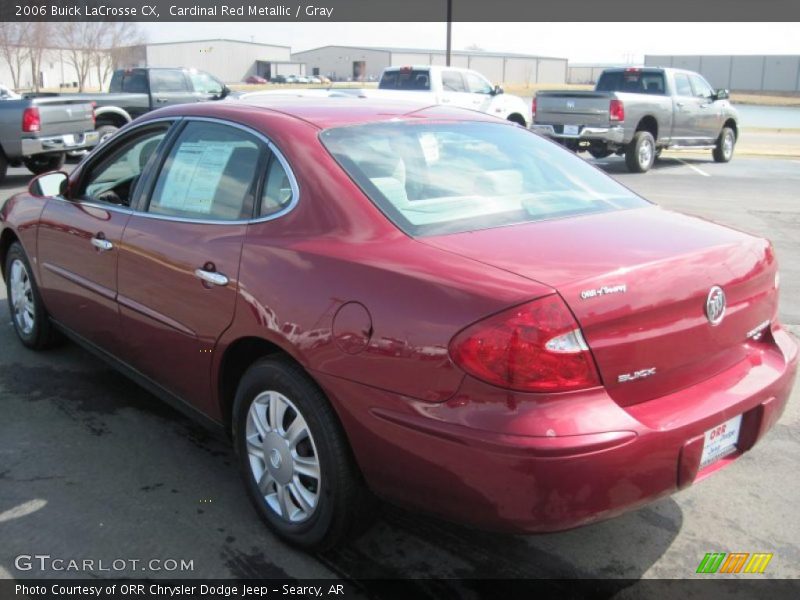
[376,66,532,126]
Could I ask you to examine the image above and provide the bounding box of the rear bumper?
[21,130,99,156]
[532,124,626,145]
[317,327,797,533]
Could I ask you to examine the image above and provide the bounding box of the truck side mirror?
[493,85,504,96]
[714,89,729,100]
[219,85,231,99]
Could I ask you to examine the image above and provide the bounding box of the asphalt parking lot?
[1,153,799,589]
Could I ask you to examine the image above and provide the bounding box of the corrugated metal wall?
[645,55,800,92]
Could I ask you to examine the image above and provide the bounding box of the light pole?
[446,0,452,66]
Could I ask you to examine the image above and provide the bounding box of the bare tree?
[95,22,145,90]
[0,22,31,89]
[27,22,51,91]
[63,22,106,92]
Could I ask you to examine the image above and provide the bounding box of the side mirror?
[493,85,504,96]
[217,85,231,100]
[29,171,68,198]
[715,89,730,100]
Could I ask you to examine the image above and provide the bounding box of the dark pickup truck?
[62,67,230,143]
[0,95,98,183]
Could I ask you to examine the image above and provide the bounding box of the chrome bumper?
[21,130,100,156]
[531,124,626,145]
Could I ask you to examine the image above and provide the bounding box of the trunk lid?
[423,207,778,405]
[534,91,613,127]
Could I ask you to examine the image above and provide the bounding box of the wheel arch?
[506,113,527,127]
[636,115,659,140]
[723,118,738,139]
[94,107,132,130]
[0,227,21,280]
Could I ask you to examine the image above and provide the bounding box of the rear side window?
[442,70,466,92]
[379,69,431,90]
[260,156,294,217]
[596,70,665,95]
[149,70,190,93]
[110,70,148,93]
[674,73,693,96]
[148,121,264,221]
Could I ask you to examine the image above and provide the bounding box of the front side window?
[80,127,168,206]
[465,72,493,94]
[689,74,714,99]
[148,121,263,221]
[189,71,223,95]
[321,121,649,237]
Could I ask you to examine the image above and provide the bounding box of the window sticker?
[158,142,235,214]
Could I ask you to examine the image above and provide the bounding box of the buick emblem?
[705,286,726,326]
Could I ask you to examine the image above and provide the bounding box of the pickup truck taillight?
[531,96,537,119]
[91,101,96,126]
[609,99,625,122]
[22,107,41,133]
[449,294,601,393]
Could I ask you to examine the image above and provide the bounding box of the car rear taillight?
[90,101,96,125]
[609,99,625,122]
[449,294,601,393]
[22,107,41,132]
[531,96,537,119]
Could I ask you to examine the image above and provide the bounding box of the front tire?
[4,242,57,350]
[625,131,656,173]
[23,153,65,175]
[713,126,736,163]
[232,357,372,550]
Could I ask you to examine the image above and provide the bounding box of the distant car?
[308,76,321,84]
[2,97,796,551]
[296,76,310,84]
[245,75,268,84]
[284,75,298,84]
[271,75,287,84]
[319,76,331,84]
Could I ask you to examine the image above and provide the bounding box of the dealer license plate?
[563,125,580,136]
[700,414,742,469]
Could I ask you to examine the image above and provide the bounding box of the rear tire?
[96,124,119,145]
[713,127,735,163]
[0,152,7,184]
[625,131,656,173]
[4,242,58,350]
[588,148,612,159]
[232,356,373,550]
[23,153,65,175]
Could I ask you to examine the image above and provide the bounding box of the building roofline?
[291,45,566,61]
[128,38,292,50]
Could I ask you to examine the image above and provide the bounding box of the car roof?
[224,96,503,129]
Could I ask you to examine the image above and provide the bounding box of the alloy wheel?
[9,259,35,335]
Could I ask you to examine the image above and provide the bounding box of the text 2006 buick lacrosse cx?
[1,98,797,549]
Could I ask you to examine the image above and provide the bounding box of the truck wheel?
[23,153,65,175]
[625,131,655,173]
[588,148,612,159]
[97,125,119,144]
[712,127,735,163]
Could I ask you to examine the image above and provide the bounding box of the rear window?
[596,70,665,95]
[320,121,649,237]
[379,69,431,91]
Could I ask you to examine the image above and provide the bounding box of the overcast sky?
[140,22,800,63]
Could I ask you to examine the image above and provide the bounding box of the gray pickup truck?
[0,95,98,183]
[62,67,230,144]
[532,67,739,173]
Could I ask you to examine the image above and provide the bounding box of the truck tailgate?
[31,97,94,136]
[535,92,612,127]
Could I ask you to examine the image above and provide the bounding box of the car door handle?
[676,102,685,107]
[91,237,113,251]
[155,98,168,103]
[194,268,228,287]
[700,103,711,109]
[441,98,451,103]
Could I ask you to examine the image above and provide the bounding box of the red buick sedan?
[1,98,797,550]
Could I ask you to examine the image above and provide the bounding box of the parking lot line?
[674,158,711,177]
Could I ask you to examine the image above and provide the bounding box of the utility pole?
[446,0,452,66]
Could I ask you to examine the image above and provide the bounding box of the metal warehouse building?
[645,55,800,92]
[112,39,305,83]
[291,45,567,85]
